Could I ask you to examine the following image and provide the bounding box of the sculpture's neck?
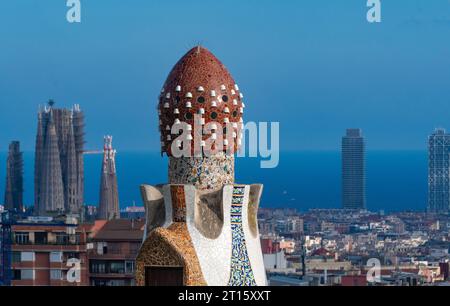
[168,152,235,191]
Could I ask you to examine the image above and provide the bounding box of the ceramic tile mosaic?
[169,152,234,190]
[241,185,268,286]
[135,222,206,286]
[185,184,232,285]
[158,47,244,156]
[227,185,257,286]
[137,47,266,287]
[170,185,186,222]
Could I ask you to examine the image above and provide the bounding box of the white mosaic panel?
[185,184,232,286]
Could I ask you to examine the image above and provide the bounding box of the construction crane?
[82,150,103,155]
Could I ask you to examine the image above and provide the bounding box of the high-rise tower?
[428,128,450,213]
[4,141,23,212]
[34,101,85,215]
[135,47,266,286]
[342,128,366,210]
[98,136,119,220]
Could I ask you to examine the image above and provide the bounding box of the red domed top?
[158,46,244,156]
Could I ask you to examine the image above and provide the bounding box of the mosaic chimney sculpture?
[98,136,120,220]
[136,47,266,286]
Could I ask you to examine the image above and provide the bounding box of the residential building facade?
[88,219,144,286]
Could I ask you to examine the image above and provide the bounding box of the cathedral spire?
[39,110,65,214]
[98,135,119,220]
[4,141,23,212]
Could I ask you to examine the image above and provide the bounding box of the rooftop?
[91,219,145,241]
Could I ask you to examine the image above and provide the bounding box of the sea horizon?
[0,150,428,213]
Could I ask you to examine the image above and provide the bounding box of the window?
[110,261,125,274]
[65,252,80,260]
[92,279,108,286]
[90,261,106,274]
[125,261,135,274]
[197,96,205,103]
[210,112,218,120]
[50,269,62,280]
[109,279,126,286]
[232,110,238,117]
[91,279,128,286]
[21,269,35,280]
[34,232,48,244]
[96,242,107,255]
[90,260,126,274]
[11,251,21,263]
[184,112,193,120]
[72,233,81,244]
[50,251,63,263]
[222,95,228,102]
[14,232,29,244]
[55,233,69,245]
[12,270,21,280]
[21,252,35,262]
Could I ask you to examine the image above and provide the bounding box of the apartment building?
[10,216,93,286]
[88,219,144,286]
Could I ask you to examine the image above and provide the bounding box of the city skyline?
[0,100,440,212]
[0,134,435,212]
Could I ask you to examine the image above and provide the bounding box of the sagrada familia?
[136,47,266,286]
[33,102,119,220]
[34,101,85,216]
[98,135,120,220]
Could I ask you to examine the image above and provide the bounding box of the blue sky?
[1,0,450,152]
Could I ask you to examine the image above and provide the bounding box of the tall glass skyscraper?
[342,129,366,210]
[427,128,450,213]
